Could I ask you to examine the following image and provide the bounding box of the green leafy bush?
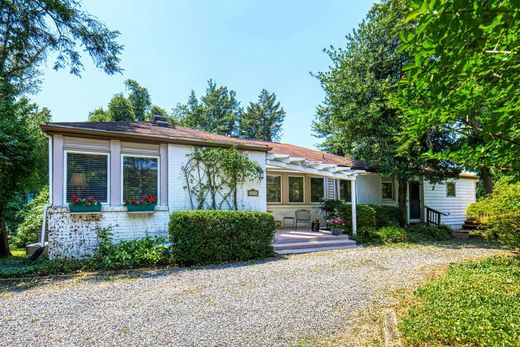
[367,204,402,227]
[12,186,49,247]
[467,178,520,249]
[400,256,520,346]
[376,226,408,243]
[87,228,173,270]
[169,210,275,265]
[407,224,453,241]
[339,204,376,234]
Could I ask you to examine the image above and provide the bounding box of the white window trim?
[266,174,283,204]
[446,182,456,198]
[64,150,111,206]
[121,154,160,205]
[288,175,305,204]
[382,178,395,201]
[310,176,326,204]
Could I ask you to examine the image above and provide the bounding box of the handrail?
[424,206,449,225]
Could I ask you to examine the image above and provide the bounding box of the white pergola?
[266,153,366,235]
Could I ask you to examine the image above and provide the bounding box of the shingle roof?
[41,121,362,167]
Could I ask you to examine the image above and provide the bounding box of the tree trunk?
[397,179,408,227]
[479,167,494,195]
[0,208,11,258]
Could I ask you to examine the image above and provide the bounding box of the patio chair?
[295,209,311,229]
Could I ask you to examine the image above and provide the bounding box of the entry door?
[409,181,421,221]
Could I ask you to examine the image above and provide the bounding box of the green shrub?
[467,178,520,249]
[339,204,376,234]
[407,224,453,241]
[400,256,520,346]
[377,226,408,243]
[367,204,402,227]
[169,210,275,265]
[13,186,48,247]
[87,228,173,270]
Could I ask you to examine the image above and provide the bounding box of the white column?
[351,178,357,236]
[110,139,121,205]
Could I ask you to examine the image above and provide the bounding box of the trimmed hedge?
[169,210,275,265]
[338,204,377,234]
[367,204,402,227]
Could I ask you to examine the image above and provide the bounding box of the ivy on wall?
[183,147,263,210]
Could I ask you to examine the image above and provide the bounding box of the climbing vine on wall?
[182,146,263,210]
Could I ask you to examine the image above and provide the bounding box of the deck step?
[275,244,358,255]
[275,235,351,243]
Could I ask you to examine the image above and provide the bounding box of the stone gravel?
[0,244,503,346]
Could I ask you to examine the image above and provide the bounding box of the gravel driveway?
[0,244,503,346]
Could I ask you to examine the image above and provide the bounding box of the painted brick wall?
[167,144,267,212]
[47,206,169,259]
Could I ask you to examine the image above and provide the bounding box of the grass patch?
[399,256,520,346]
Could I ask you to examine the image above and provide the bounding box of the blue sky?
[32,0,376,149]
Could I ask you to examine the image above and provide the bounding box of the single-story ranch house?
[40,117,477,258]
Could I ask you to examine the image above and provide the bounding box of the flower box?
[126,204,156,212]
[69,204,102,213]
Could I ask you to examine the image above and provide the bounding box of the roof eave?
[41,124,272,152]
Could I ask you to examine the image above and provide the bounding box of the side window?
[310,177,325,203]
[266,175,282,203]
[66,152,109,203]
[446,182,456,197]
[288,176,304,203]
[122,156,159,201]
[382,180,394,200]
[338,180,352,202]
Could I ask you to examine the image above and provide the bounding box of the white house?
[40,117,477,258]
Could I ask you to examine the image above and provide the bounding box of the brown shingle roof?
[42,121,361,167]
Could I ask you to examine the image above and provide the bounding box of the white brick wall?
[167,144,267,212]
[47,206,169,259]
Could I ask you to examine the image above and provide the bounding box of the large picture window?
[123,156,159,200]
[267,175,282,203]
[310,177,324,203]
[338,180,351,202]
[288,176,304,203]
[66,152,109,203]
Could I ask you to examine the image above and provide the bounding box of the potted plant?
[320,199,344,230]
[69,195,102,213]
[327,216,344,235]
[124,194,157,212]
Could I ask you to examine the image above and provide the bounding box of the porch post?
[351,178,357,236]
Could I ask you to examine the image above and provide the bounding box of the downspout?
[40,134,53,247]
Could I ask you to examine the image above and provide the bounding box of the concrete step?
[273,239,356,250]
[275,244,358,255]
[275,235,351,244]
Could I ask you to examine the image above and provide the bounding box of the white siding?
[167,144,267,212]
[423,178,477,228]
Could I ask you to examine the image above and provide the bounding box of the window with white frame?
[338,179,351,202]
[66,152,109,203]
[446,182,456,197]
[382,179,394,200]
[288,176,304,203]
[310,177,325,203]
[122,155,159,201]
[266,175,282,203]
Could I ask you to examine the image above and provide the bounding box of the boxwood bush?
[169,210,275,265]
[367,204,402,227]
[338,204,377,234]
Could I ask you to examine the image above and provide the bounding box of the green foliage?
[173,80,241,136]
[400,256,520,346]
[183,146,263,210]
[0,254,84,279]
[13,187,49,248]
[375,226,408,244]
[169,210,275,265]
[467,178,520,249]
[367,204,402,227]
[320,199,345,220]
[238,89,286,141]
[407,224,453,242]
[87,228,173,270]
[339,204,377,234]
[394,0,520,179]
[125,79,151,121]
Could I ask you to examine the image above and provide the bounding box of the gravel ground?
[0,244,504,346]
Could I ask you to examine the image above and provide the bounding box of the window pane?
[382,182,394,199]
[447,182,456,197]
[339,180,351,202]
[288,177,304,203]
[123,156,158,199]
[267,175,281,203]
[67,153,108,203]
[311,177,324,202]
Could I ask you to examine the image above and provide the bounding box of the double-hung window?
[310,177,325,203]
[122,155,159,201]
[267,175,282,203]
[288,176,304,203]
[66,152,109,204]
[446,182,456,197]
